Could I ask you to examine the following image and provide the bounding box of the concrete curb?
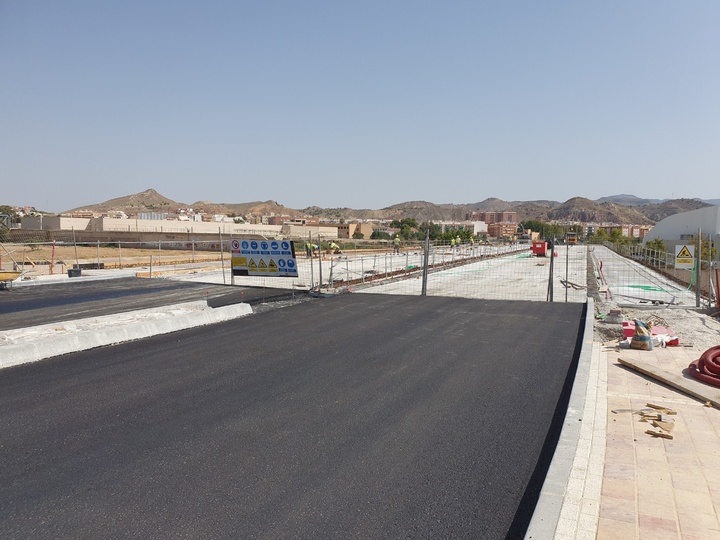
[0,301,253,370]
[524,298,596,539]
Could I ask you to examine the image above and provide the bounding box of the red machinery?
[531,241,548,257]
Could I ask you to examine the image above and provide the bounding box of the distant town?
[1,189,717,245]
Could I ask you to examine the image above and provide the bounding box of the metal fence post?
[565,245,569,302]
[547,240,555,302]
[421,230,430,296]
[696,228,702,308]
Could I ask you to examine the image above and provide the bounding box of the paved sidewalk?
[596,345,720,539]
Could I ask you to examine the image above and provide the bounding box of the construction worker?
[329,241,341,254]
[450,237,456,249]
[393,235,401,254]
[306,242,313,257]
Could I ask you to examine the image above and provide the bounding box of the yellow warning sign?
[676,246,693,259]
[259,259,267,269]
[675,245,694,269]
[249,258,258,269]
[269,259,277,269]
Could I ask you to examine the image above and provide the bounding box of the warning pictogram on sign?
[675,245,694,269]
[231,237,298,278]
[676,246,692,259]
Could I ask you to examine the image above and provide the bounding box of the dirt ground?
[1,244,222,273]
[594,298,720,353]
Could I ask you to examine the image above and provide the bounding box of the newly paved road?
[0,277,299,331]
[0,293,585,539]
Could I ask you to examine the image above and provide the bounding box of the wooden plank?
[652,419,675,432]
[645,429,673,440]
[646,402,677,415]
[617,357,720,409]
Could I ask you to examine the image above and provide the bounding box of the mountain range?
[67,189,719,226]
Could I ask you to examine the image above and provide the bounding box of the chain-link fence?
[348,242,588,302]
[2,237,594,303]
[599,241,717,306]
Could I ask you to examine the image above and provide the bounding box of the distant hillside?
[62,189,715,226]
[510,202,558,222]
[468,198,563,211]
[467,198,515,212]
[191,200,304,218]
[304,201,474,222]
[67,188,184,214]
[550,197,652,224]
[595,194,664,206]
[65,189,302,218]
[634,198,711,222]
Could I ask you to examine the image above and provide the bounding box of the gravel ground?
[593,299,720,353]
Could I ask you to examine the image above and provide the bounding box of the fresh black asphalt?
[0,276,300,330]
[0,293,586,539]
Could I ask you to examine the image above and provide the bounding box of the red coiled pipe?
[688,346,720,387]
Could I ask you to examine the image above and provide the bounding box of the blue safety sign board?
[231,238,298,277]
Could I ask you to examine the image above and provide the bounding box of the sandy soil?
[594,299,720,353]
[1,244,222,272]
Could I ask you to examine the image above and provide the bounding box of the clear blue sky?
[2,1,718,212]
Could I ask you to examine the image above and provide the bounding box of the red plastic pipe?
[688,346,720,387]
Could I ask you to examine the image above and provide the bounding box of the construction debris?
[646,402,677,415]
[645,429,674,440]
[617,357,720,409]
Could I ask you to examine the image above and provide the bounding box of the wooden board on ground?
[617,356,720,409]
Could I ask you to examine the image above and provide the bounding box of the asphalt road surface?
[0,277,299,331]
[0,294,586,539]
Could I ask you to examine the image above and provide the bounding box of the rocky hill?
[64,189,715,226]
[67,190,304,219]
[595,194,664,206]
[634,198,711,222]
[77,188,180,215]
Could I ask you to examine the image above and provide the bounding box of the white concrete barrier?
[0,301,253,369]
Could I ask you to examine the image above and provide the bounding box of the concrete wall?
[21,216,92,231]
[281,224,339,240]
[21,216,284,237]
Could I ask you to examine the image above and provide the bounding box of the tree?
[391,218,418,230]
[594,228,609,241]
[371,230,392,240]
[519,220,546,236]
[645,238,666,253]
[417,222,443,240]
[352,231,364,239]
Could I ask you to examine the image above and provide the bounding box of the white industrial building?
[19,215,340,240]
[643,206,720,255]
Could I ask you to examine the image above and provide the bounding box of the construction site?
[1,238,720,538]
